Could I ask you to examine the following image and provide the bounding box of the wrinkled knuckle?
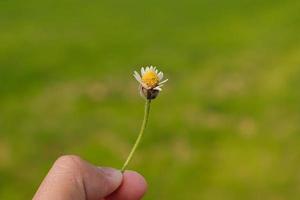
[54,155,83,174]
[55,155,82,166]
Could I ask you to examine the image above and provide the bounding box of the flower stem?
[121,99,151,172]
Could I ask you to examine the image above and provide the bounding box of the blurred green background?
[1,0,300,199]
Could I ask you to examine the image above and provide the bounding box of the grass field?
[1,0,300,199]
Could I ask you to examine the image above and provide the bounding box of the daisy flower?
[133,66,168,99]
[121,66,168,172]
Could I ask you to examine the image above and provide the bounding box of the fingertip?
[124,170,148,196]
[107,170,147,200]
[97,167,123,194]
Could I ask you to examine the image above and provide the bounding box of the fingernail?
[98,167,123,185]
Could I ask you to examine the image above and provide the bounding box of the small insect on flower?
[133,66,168,99]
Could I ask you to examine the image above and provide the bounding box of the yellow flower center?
[142,71,159,88]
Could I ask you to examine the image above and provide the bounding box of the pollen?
[142,71,159,88]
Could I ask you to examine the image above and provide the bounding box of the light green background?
[1,0,300,199]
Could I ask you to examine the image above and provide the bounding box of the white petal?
[158,72,164,80]
[139,86,147,99]
[159,79,168,85]
[133,73,141,82]
[146,66,150,72]
[134,75,149,88]
[134,70,141,77]
[154,86,162,91]
[133,71,142,82]
[141,67,145,76]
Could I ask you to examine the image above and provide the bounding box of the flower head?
[134,66,168,99]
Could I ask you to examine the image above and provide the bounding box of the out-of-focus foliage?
[0,0,300,199]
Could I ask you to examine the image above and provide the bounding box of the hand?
[33,155,147,200]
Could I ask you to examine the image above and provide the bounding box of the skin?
[33,155,147,200]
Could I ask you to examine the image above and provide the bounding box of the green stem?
[121,99,151,172]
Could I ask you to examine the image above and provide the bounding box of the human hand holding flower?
[33,155,147,200]
[33,66,167,200]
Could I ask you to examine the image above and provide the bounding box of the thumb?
[33,155,123,200]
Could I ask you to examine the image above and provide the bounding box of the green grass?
[1,0,300,199]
